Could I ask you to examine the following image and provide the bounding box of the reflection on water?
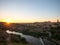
[22,35,42,45]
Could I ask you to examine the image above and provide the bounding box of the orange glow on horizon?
[0,19,14,23]
[0,18,60,23]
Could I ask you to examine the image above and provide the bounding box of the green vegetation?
[0,29,7,45]
[50,26,60,40]
[22,30,49,38]
[11,34,28,44]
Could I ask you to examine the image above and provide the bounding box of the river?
[6,30,57,45]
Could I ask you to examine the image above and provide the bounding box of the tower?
[57,19,59,23]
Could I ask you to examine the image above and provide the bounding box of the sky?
[0,0,60,23]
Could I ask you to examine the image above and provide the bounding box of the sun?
[3,19,13,23]
[6,19,11,23]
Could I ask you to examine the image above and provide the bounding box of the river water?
[6,30,57,45]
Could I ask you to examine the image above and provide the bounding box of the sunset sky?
[0,0,60,23]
